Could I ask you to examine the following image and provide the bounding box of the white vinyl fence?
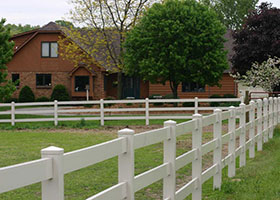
[0,97,243,126]
[0,97,278,200]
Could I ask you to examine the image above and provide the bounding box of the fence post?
[240,96,244,104]
[100,99,104,126]
[192,114,202,200]
[194,97,198,114]
[278,97,280,123]
[54,100,58,126]
[268,97,273,139]
[228,106,236,177]
[11,101,15,126]
[145,98,149,126]
[41,146,64,200]
[263,98,268,143]
[163,120,176,200]
[249,100,255,158]
[257,99,263,151]
[239,103,246,167]
[274,97,278,129]
[213,109,222,189]
[118,128,135,200]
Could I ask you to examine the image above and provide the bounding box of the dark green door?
[122,76,140,99]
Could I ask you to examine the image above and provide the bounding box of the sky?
[0,0,72,26]
[1,0,280,26]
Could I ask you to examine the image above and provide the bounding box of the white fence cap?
[41,146,64,155]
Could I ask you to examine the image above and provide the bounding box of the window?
[12,74,20,86]
[182,82,205,92]
[75,76,89,92]
[41,42,58,58]
[36,74,52,87]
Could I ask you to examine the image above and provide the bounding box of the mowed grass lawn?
[0,124,280,199]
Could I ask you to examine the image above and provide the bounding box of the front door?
[122,76,140,99]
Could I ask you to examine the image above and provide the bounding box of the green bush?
[221,94,239,107]
[164,94,179,106]
[149,94,164,106]
[149,94,162,99]
[75,118,86,128]
[182,102,194,107]
[83,104,93,108]
[36,96,50,102]
[4,97,18,103]
[51,84,70,101]
[223,94,236,98]
[19,86,35,102]
[209,94,222,107]
[163,94,175,99]
[104,96,116,108]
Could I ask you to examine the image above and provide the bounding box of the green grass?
[0,129,194,200]
[201,127,280,200]
[0,113,189,130]
[0,127,279,199]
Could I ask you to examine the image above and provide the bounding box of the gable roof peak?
[40,22,61,31]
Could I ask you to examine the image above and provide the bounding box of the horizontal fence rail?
[1,97,278,200]
[0,97,243,126]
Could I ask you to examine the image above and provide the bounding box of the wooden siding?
[149,74,237,98]
[8,33,74,72]
[12,32,35,51]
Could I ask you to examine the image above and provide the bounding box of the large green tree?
[200,0,258,29]
[0,19,16,102]
[124,0,228,99]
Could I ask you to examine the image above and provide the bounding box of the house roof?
[69,65,96,76]
[10,22,115,71]
[11,22,63,55]
[40,22,61,31]
[10,22,235,73]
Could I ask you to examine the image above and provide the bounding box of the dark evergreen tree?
[0,18,16,102]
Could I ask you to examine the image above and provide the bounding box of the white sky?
[1,0,280,26]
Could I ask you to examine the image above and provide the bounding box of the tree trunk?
[117,72,123,99]
[170,81,179,107]
[170,81,179,99]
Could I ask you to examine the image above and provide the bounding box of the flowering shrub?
[232,57,280,92]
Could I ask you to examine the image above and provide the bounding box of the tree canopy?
[200,0,258,29]
[55,20,75,28]
[4,23,40,35]
[124,0,228,98]
[0,19,16,102]
[59,0,159,99]
[231,2,280,75]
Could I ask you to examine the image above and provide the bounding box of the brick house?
[8,22,105,100]
[7,22,237,100]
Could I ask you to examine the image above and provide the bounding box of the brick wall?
[8,72,71,99]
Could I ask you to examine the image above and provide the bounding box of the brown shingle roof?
[40,22,61,31]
